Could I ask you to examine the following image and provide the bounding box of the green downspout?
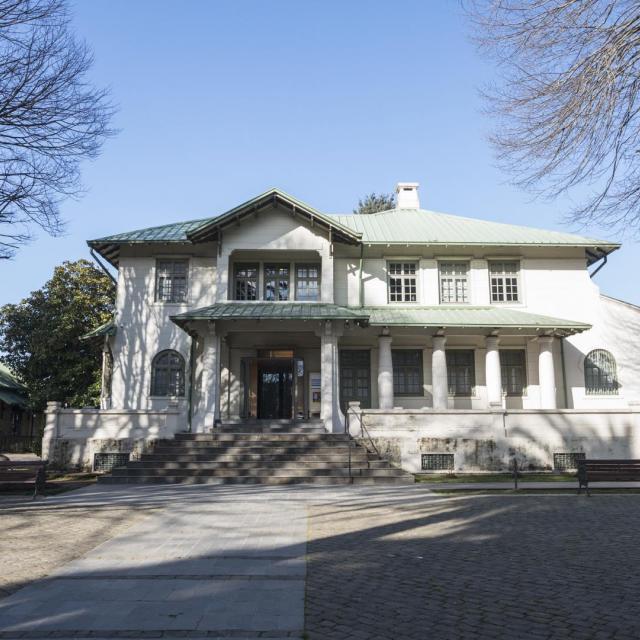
[359,243,364,308]
[187,332,196,432]
[560,336,569,408]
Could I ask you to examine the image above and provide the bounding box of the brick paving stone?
[304,493,640,640]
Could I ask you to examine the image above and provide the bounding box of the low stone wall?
[347,404,640,473]
[42,402,185,470]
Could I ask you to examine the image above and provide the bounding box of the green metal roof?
[365,306,590,332]
[88,189,620,266]
[80,319,117,341]
[171,303,369,326]
[332,209,619,252]
[0,363,27,407]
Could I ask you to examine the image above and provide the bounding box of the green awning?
[0,388,27,408]
[80,319,117,341]
[365,306,590,333]
[171,303,369,327]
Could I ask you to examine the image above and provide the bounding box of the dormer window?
[264,264,290,301]
[235,263,258,301]
[388,262,417,303]
[439,262,469,304]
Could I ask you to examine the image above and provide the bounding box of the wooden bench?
[0,460,46,499]
[577,459,640,496]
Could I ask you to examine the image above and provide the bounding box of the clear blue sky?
[2,0,638,305]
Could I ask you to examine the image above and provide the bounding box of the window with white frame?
[392,350,423,396]
[439,262,469,303]
[264,264,290,301]
[584,349,619,395]
[295,264,320,301]
[234,263,258,301]
[500,349,526,395]
[155,259,188,303]
[490,261,520,303]
[446,350,475,396]
[388,262,417,303]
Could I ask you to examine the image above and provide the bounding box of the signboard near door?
[309,372,321,418]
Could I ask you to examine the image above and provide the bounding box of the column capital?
[538,335,555,347]
[432,335,447,349]
[485,335,500,349]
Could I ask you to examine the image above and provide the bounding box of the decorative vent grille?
[421,453,454,471]
[94,452,130,472]
[553,452,586,471]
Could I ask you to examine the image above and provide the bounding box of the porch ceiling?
[170,302,369,328]
[365,306,591,335]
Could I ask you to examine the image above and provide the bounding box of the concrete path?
[0,484,317,639]
[418,480,640,491]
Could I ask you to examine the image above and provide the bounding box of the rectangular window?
[392,349,423,396]
[264,263,290,301]
[235,263,258,301]
[421,453,454,471]
[439,262,469,303]
[295,264,320,301]
[490,261,520,303]
[155,259,188,303]
[388,262,417,303]
[446,350,475,396]
[500,349,526,395]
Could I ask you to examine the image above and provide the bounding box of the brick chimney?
[395,182,420,209]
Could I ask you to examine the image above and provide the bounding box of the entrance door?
[340,350,371,411]
[258,359,293,419]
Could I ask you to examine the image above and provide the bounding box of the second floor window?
[235,263,258,300]
[296,264,320,301]
[388,262,417,303]
[439,262,469,303]
[501,349,526,395]
[264,264,290,301]
[156,259,188,303]
[490,261,520,303]
[447,349,475,396]
[392,349,423,396]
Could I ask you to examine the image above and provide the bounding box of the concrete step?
[99,474,414,485]
[151,445,357,456]
[216,421,326,433]
[110,466,407,478]
[139,452,372,463]
[171,433,349,442]
[129,459,389,469]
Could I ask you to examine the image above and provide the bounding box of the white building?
[43,184,640,473]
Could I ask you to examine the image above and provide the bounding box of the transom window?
[584,349,619,395]
[439,262,469,303]
[490,261,520,303]
[264,264,290,301]
[235,263,258,301]
[151,350,185,397]
[388,262,417,303]
[446,350,475,396]
[500,349,526,395]
[296,264,320,301]
[155,259,188,303]
[392,349,423,396]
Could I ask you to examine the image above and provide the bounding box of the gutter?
[359,243,364,308]
[589,251,608,279]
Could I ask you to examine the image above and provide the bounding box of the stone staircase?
[99,420,414,485]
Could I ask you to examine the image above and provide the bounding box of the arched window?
[584,349,618,395]
[151,350,185,397]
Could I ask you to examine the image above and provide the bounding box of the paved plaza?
[1,485,640,639]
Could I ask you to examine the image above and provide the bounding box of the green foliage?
[353,192,396,215]
[0,259,115,410]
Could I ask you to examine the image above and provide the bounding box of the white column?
[538,336,557,409]
[377,334,394,409]
[320,248,334,303]
[319,320,344,432]
[197,323,221,432]
[485,336,502,407]
[215,249,232,302]
[432,336,448,409]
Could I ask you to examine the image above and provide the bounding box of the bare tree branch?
[0,0,115,258]
[467,0,640,233]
